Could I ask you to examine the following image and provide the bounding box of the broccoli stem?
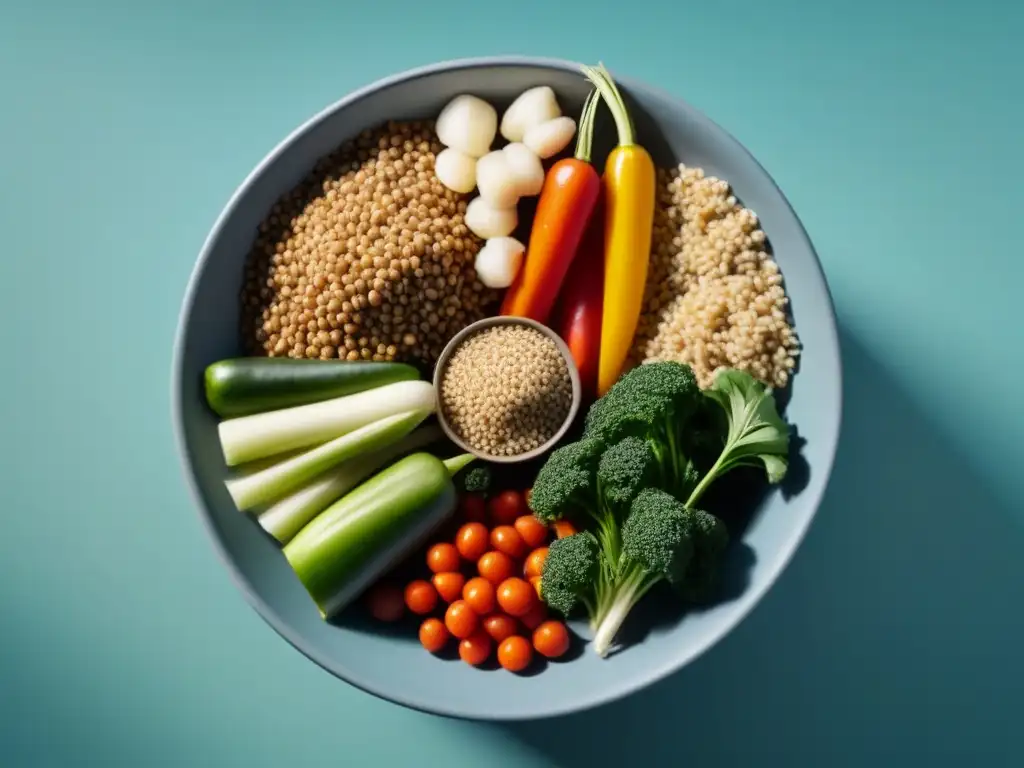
[591,550,619,630]
[665,426,684,495]
[686,449,746,508]
[685,454,723,508]
[586,512,621,630]
[592,581,612,631]
[592,567,653,657]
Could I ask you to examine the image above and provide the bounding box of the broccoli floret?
[459,466,492,494]
[540,532,600,618]
[680,461,702,498]
[592,488,695,657]
[526,364,793,659]
[597,436,658,509]
[583,362,702,497]
[528,437,605,524]
[677,509,729,603]
[620,489,694,586]
[585,361,700,444]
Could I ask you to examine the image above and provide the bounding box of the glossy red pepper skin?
[553,196,604,399]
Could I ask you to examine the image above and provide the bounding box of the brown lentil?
[240,121,498,363]
[632,164,800,389]
[440,325,573,457]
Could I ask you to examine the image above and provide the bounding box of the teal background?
[1,0,1020,765]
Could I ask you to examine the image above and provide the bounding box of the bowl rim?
[171,54,843,722]
[431,315,583,464]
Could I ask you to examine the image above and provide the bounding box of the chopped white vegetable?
[435,94,497,158]
[256,424,442,544]
[500,86,562,143]
[475,237,526,289]
[225,409,431,511]
[464,197,518,240]
[501,143,545,197]
[435,148,477,194]
[217,379,436,466]
[523,117,578,160]
[475,150,521,209]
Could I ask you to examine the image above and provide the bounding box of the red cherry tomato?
[366,583,404,622]
[528,575,543,600]
[496,577,537,617]
[419,618,449,653]
[523,547,549,579]
[490,525,528,559]
[459,631,492,666]
[460,494,487,523]
[552,520,578,539]
[533,620,571,658]
[520,601,548,631]
[498,635,534,672]
[444,600,479,639]
[477,551,515,585]
[514,515,549,549]
[404,580,438,615]
[462,577,497,615]
[426,542,461,573]
[432,571,465,603]
[481,614,519,643]
[489,490,526,526]
[455,522,490,562]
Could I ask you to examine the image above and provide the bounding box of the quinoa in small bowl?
[433,316,582,463]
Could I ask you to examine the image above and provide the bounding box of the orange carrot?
[499,91,602,323]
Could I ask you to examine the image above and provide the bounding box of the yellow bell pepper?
[582,64,657,396]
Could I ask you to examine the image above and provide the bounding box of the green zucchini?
[283,452,476,619]
[204,358,420,417]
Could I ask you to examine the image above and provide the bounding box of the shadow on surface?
[494,327,1023,765]
[609,541,757,654]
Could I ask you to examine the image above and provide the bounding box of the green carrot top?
[574,88,601,163]
[581,63,635,147]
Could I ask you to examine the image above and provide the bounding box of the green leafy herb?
[686,370,790,506]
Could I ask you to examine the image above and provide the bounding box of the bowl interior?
[173,58,841,720]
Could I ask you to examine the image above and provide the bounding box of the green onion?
[225,409,431,511]
[217,380,436,466]
[256,424,443,544]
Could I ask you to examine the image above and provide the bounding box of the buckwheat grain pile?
[240,120,497,364]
